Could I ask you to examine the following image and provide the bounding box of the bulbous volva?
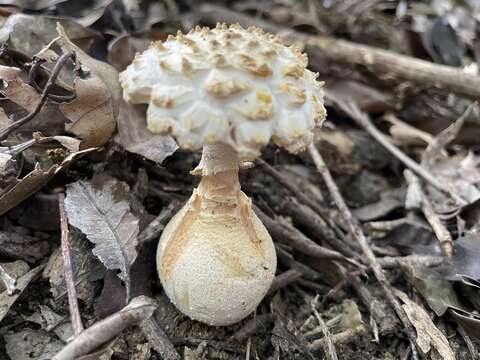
[156,173,276,326]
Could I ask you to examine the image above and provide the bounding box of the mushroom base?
[156,171,277,326]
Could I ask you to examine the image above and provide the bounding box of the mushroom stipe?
[120,23,326,326]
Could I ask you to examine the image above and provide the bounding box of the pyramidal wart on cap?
[120,23,327,326]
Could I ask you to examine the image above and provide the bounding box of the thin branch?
[140,316,181,360]
[58,192,84,336]
[257,159,345,234]
[0,52,75,141]
[198,4,480,100]
[268,269,303,294]
[310,295,339,360]
[308,143,422,356]
[137,200,182,244]
[53,296,157,360]
[329,98,467,205]
[404,170,454,256]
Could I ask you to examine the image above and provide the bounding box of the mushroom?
[120,24,326,326]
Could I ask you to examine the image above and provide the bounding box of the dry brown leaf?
[108,34,150,72]
[0,147,96,216]
[0,13,99,58]
[395,289,455,360]
[46,23,119,148]
[116,101,177,164]
[0,65,40,112]
[64,176,139,300]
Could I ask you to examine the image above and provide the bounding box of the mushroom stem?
[193,143,240,176]
[156,143,277,326]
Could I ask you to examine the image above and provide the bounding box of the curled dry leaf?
[395,289,455,360]
[64,175,139,300]
[109,35,178,163]
[116,101,177,164]
[0,65,40,112]
[0,148,96,216]
[50,23,119,148]
[0,13,99,58]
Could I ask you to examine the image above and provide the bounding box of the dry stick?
[58,192,84,336]
[0,52,75,141]
[377,255,443,269]
[311,295,338,360]
[330,98,467,205]
[138,199,182,244]
[404,170,454,257]
[198,4,480,100]
[255,205,358,265]
[268,269,303,295]
[307,143,422,358]
[258,159,345,235]
[53,296,158,360]
[140,317,181,360]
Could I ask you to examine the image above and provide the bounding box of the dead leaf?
[0,228,51,263]
[108,34,150,72]
[0,65,40,112]
[64,175,139,300]
[116,101,177,164]
[0,264,44,323]
[0,147,96,216]
[4,328,64,360]
[404,265,461,316]
[0,13,99,58]
[449,308,480,340]
[50,23,119,148]
[442,232,480,281]
[0,260,29,295]
[43,230,103,302]
[395,289,455,360]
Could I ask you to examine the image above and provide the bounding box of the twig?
[457,324,477,360]
[377,255,443,269]
[28,57,76,102]
[308,143,422,356]
[329,99,466,205]
[233,314,275,342]
[198,4,480,100]
[257,159,345,234]
[404,170,454,256]
[310,295,338,360]
[58,192,84,336]
[53,296,158,360]
[140,316,181,360]
[307,328,363,352]
[0,52,75,141]
[275,245,322,280]
[255,205,359,266]
[268,269,303,294]
[137,199,182,243]
[275,196,359,258]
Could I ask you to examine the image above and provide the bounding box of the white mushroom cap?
[120,24,327,161]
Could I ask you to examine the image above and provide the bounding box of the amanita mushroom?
[120,24,326,326]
